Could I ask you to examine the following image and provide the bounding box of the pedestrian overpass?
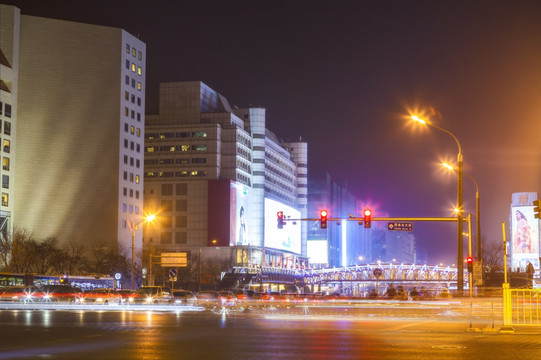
[223,263,468,294]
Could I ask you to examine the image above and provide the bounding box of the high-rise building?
[0,5,146,259]
[144,82,307,270]
[0,5,19,244]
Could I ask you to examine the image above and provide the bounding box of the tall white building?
[144,82,308,269]
[0,5,19,244]
[0,5,146,259]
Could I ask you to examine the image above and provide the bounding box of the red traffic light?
[320,209,328,229]
[466,256,473,272]
[363,209,372,228]
[277,211,284,229]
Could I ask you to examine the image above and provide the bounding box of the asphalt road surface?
[0,303,540,360]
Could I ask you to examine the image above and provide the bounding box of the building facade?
[0,5,146,261]
[144,82,308,270]
[0,5,19,246]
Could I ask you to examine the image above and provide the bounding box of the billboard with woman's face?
[511,206,540,270]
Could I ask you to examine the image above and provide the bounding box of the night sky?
[5,0,541,264]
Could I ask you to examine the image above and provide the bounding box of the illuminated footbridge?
[224,264,468,293]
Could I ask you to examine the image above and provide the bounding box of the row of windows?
[160,199,188,212]
[0,102,12,118]
[122,203,140,214]
[145,144,207,153]
[237,146,251,161]
[125,60,142,76]
[123,155,141,168]
[145,170,207,178]
[145,157,206,165]
[123,171,140,183]
[159,232,187,245]
[0,120,11,135]
[266,162,296,184]
[123,187,140,199]
[160,183,187,196]
[126,44,143,60]
[237,173,251,187]
[236,133,251,148]
[124,91,142,107]
[265,175,295,194]
[123,139,141,152]
[237,159,251,173]
[264,186,296,205]
[157,215,187,228]
[146,131,207,140]
[124,76,142,91]
[124,106,142,122]
[266,151,295,174]
[124,123,141,137]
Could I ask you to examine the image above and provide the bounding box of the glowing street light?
[411,113,464,294]
[130,213,156,290]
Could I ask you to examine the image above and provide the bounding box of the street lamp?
[442,162,481,263]
[411,114,464,294]
[130,213,156,290]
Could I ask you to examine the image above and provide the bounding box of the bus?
[0,273,115,290]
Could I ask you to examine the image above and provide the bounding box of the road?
[0,300,539,360]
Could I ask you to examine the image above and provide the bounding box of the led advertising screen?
[231,182,259,246]
[511,206,540,270]
[264,198,301,254]
[307,240,328,264]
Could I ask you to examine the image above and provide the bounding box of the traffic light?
[277,211,284,229]
[320,210,328,229]
[467,256,473,273]
[363,209,372,228]
[534,200,541,219]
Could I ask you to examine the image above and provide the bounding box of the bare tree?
[51,239,86,275]
[7,228,38,273]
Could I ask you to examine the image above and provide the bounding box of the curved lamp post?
[442,162,481,263]
[412,115,464,294]
[130,213,156,290]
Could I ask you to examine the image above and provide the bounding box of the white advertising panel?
[511,206,540,270]
[231,182,257,246]
[307,240,328,264]
[264,198,301,254]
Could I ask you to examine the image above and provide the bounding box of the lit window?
[131,63,136,72]
[138,51,142,60]
[3,139,10,153]
[135,175,140,184]
[125,91,129,100]
[136,128,140,137]
[2,157,9,171]
[146,147,155,153]
[126,44,130,53]
[132,47,136,57]
[2,193,8,206]
[169,146,175,152]
[124,107,129,116]
[137,82,141,91]
[137,66,142,75]
[181,145,189,152]
[130,126,135,134]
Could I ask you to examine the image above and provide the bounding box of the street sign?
[114,273,122,280]
[387,221,413,232]
[160,252,188,267]
[169,269,177,278]
[373,268,383,277]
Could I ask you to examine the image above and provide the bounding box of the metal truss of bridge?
[225,264,468,289]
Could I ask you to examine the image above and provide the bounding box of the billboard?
[231,182,258,246]
[307,240,328,264]
[511,206,540,270]
[264,198,301,254]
